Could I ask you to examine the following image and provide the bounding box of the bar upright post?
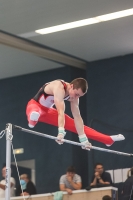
[5,123,13,200]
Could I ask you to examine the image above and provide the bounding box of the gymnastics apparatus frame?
[4,123,133,200]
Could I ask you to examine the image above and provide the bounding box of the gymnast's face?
[69,84,84,101]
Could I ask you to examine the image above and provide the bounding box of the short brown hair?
[70,78,88,93]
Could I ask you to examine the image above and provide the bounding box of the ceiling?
[0,0,133,79]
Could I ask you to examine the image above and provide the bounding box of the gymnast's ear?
[70,84,73,89]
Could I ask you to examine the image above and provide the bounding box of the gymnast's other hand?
[82,141,92,150]
[56,127,66,145]
[79,134,92,150]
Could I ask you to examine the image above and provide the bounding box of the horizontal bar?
[12,124,133,157]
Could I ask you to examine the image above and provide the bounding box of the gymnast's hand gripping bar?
[12,124,133,157]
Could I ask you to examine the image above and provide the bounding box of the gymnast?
[26,78,125,149]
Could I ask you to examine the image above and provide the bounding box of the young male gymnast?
[26,78,125,149]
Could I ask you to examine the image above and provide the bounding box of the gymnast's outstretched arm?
[70,98,92,149]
